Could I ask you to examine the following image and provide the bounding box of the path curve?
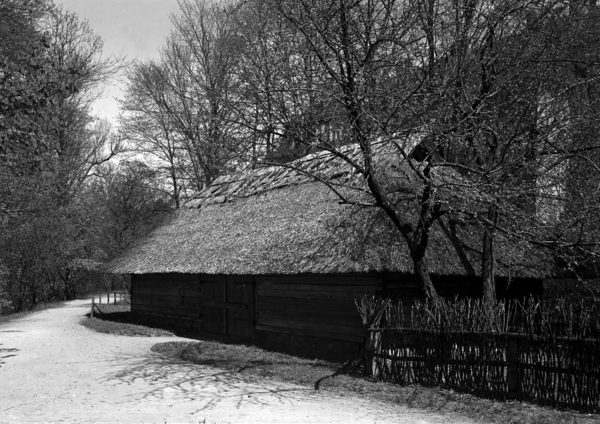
[0,299,475,423]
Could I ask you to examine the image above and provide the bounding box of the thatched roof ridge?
[105,143,554,279]
[186,144,364,209]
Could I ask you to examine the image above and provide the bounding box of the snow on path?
[0,299,475,423]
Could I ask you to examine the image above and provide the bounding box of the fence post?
[507,335,520,398]
[365,329,382,378]
[90,298,94,319]
[113,292,116,304]
[107,293,109,304]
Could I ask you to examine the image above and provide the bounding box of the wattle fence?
[358,295,600,413]
[367,328,600,413]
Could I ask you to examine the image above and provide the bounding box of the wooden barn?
[105,145,553,356]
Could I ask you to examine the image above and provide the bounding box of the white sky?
[54,0,181,123]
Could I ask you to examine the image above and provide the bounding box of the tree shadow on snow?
[100,350,316,414]
[0,344,19,368]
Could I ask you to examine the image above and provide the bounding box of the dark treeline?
[0,0,170,312]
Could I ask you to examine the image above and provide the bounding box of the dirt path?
[0,299,478,423]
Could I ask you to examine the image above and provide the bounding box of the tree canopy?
[0,1,151,312]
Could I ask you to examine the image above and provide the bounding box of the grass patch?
[80,303,173,337]
[152,340,599,424]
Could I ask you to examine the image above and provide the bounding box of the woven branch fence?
[358,296,600,413]
[368,329,600,413]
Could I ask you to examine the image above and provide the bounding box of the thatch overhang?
[105,144,554,279]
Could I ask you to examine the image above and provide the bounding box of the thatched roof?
[69,259,105,273]
[105,145,553,279]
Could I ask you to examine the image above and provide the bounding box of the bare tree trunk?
[171,168,180,209]
[482,204,497,304]
[414,255,439,300]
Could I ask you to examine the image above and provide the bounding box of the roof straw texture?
[105,145,552,278]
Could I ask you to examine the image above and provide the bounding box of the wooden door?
[200,275,255,338]
[201,275,227,334]
[226,276,255,339]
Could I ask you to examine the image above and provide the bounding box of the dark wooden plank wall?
[227,275,255,339]
[131,272,520,354]
[382,273,480,298]
[255,274,381,344]
[132,273,202,330]
[201,275,226,334]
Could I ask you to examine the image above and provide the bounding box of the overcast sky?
[54,0,181,123]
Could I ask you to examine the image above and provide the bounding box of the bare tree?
[234,0,600,300]
[113,0,600,302]
[120,0,246,194]
[236,0,444,298]
[120,61,184,208]
[165,0,243,187]
[94,160,173,253]
[412,0,600,301]
[232,0,328,164]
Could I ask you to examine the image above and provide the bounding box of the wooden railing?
[89,291,128,318]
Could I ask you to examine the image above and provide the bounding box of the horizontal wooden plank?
[134,296,202,309]
[134,287,201,296]
[257,288,376,300]
[136,311,203,327]
[257,310,363,328]
[258,282,381,293]
[134,286,196,294]
[256,274,382,286]
[256,324,364,343]
[131,303,201,314]
[258,300,359,318]
[203,301,247,310]
[134,293,202,301]
[133,303,200,317]
[255,316,365,337]
[134,283,201,292]
[135,280,200,289]
[134,310,200,320]
[135,311,201,321]
[383,283,477,292]
[258,305,358,319]
[135,275,199,285]
[257,296,358,310]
